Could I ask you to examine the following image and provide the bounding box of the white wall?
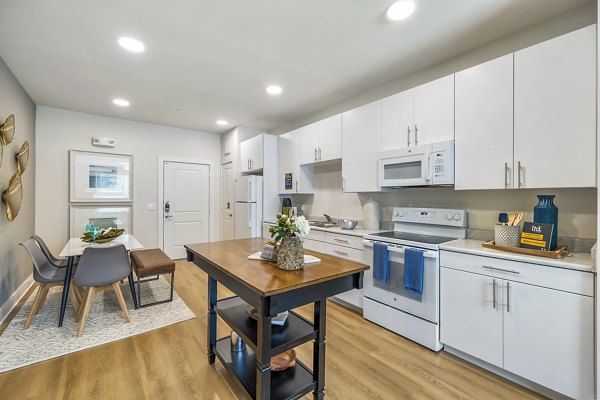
[35,107,221,253]
[0,57,36,314]
[294,164,596,239]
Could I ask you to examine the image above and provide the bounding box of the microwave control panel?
[430,141,454,185]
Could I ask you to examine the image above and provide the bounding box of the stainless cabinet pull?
[504,162,509,189]
[482,265,520,275]
[314,148,317,162]
[295,180,298,193]
[334,238,349,244]
[506,282,511,312]
[414,124,419,146]
[334,250,349,257]
[318,148,322,161]
[518,161,523,188]
[407,126,411,147]
[342,178,346,192]
[492,279,497,309]
[247,159,250,170]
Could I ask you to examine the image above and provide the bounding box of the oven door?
[363,240,439,323]
[378,152,431,187]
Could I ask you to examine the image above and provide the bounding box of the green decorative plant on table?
[269,214,310,271]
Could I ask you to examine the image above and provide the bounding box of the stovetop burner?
[367,231,457,245]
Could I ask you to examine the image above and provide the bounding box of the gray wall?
[0,57,36,312]
[35,107,221,253]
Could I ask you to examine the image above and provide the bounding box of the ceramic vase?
[277,235,304,271]
[533,194,558,250]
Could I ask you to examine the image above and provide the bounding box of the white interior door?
[220,162,234,240]
[163,162,210,259]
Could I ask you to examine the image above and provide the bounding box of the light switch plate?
[147,203,156,210]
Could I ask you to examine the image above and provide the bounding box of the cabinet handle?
[518,161,523,188]
[334,250,349,257]
[318,148,322,161]
[482,265,520,275]
[314,148,317,162]
[407,126,411,147]
[492,279,497,309]
[334,238,349,244]
[504,162,509,189]
[506,282,511,312]
[295,180,298,193]
[342,178,346,192]
[414,125,419,146]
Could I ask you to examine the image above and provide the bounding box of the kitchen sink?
[309,221,337,228]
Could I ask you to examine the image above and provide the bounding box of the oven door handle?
[363,240,438,259]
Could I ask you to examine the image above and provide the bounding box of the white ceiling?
[0,0,592,134]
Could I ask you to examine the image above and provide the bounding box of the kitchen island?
[185,238,368,400]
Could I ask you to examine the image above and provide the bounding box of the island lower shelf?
[215,337,316,400]
[215,296,316,356]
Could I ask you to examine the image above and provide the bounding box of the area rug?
[0,277,195,373]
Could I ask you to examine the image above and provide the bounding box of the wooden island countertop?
[185,238,368,297]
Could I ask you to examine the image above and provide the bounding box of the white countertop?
[440,239,594,273]
[262,220,382,238]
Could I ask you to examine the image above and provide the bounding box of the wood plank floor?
[0,260,545,399]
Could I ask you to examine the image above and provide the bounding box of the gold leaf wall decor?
[0,114,15,145]
[2,172,22,221]
[0,140,3,169]
[16,141,29,175]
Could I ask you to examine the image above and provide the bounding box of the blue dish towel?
[404,248,424,295]
[373,242,389,284]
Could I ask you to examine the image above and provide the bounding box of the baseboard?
[0,274,34,325]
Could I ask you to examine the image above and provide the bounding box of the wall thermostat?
[92,137,116,147]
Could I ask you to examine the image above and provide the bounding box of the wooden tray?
[482,241,568,259]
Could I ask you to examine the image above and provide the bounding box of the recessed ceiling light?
[118,36,145,53]
[177,109,184,113]
[112,98,130,107]
[387,0,416,21]
[266,85,283,95]
[216,120,228,126]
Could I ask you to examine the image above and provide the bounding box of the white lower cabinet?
[440,251,594,399]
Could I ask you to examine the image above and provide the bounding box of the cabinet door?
[413,75,455,145]
[503,281,594,399]
[278,131,299,194]
[514,25,596,188]
[240,138,251,173]
[317,114,342,162]
[440,268,503,367]
[341,100,382,192]
[248,134,264,171]
[455,55,514,190]
[299,122,318,165]
[381,89,414,151]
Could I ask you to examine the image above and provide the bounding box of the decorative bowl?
[337,219,358,230]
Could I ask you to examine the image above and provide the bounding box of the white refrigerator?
[234,175,263,239]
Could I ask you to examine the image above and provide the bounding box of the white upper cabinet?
[455,54,514,190]
[240,134,264,173]
[278,130,313,194]
[381,74,454,150]
[316,114,342,162]
[298,122,319,165]
[413,75,455,145]
[342,100,382,193]
[381,89,414,150]
[514,24,596,189]
[299,115,342,165]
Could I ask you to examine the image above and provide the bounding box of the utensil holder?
[495,225,521,247]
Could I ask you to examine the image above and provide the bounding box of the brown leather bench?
[130,249,175,308]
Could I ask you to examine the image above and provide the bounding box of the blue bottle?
[533,195,558,250]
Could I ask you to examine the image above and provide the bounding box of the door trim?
[157,156,215,251]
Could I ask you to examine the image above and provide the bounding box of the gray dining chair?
[20,239,79,329]
[31,234,72,268]
[73,244,132,336]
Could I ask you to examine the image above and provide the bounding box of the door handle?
[165,215,173,219]
[407,126,411,147]
[414,124,418,146]
[506,281,511,312]
[492,279,497,309]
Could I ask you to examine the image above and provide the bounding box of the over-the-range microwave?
[378,139,454,187]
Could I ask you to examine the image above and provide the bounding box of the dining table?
[57,234,143,327]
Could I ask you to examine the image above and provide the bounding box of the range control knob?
[398,210,405,217]
[453,212,462,221]
[393,210,400,217]
[446,213,453,221]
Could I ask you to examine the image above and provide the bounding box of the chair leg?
[34,284,50,317]
[169,272,175,302]
[128,272,138,309]
[73,285,84,304]
[112,283,131,323]
[24,283,47,330]
[77,287,95,337]
[69,284,80,316]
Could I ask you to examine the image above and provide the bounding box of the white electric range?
[362,207,467,351]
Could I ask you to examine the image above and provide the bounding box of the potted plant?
[269,214,310,270]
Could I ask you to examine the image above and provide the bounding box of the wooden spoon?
[507,213,517,226]
[513,212,523,226]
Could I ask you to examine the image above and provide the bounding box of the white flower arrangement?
[269,214,311,243]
